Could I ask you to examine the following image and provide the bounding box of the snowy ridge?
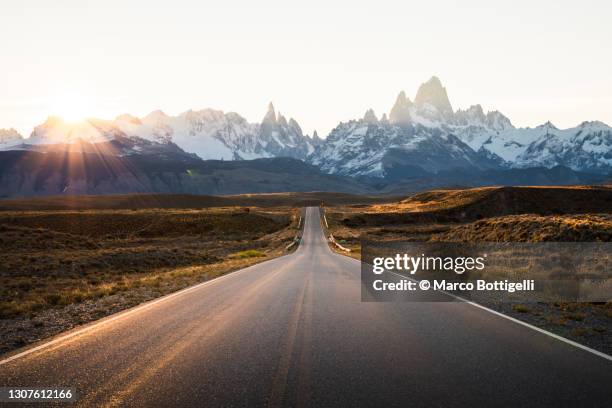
[0,128,24,149]
[13,104,316,161]
[310,76,612,177]
[2,77,611,178]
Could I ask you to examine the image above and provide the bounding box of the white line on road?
[387,271,612,363]
[0,255,289,366]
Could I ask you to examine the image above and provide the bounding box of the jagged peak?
[389,90,413,125]
[288,117,301,129]
[485,110,514,130]
[0,127,23,144]
[363,109,378,123]
[578,120,610,129]
[414,76,453,115]
[263,102,277,123]
[277,112,288,126]
[537,121,558,131]
[426,75,443,86]
[0,127,22,135]
[467,104,484,115]
[144,110,169,122]
[395,90,412,105]
[115,113,142,125]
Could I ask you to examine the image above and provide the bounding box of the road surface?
[1,207,610,407]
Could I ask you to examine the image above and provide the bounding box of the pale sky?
[1,0,611,138]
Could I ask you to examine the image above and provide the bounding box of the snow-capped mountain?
[13,104,316,161]
[0,128,24,149]
[2,78,610,183]
[258,103,317,159]
[309,76,612,177]
[309,109,500,178]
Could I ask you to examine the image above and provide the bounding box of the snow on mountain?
[3,78,610,177]
[27,117,119,145]
[309,117,499,178]
[388,91,413,126]
[414,76,453,120]
[13,104,316,161]
[114,103,315,160]
[310,76,612,177]
[512,121,612,172]
[257,103,316,159]
[0,128,24,149]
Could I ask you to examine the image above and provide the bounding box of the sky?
[1,0,611,138]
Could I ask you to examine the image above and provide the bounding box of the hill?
[340,185,612,226]
[0,151,369,198]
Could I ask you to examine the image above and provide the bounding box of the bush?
[232,250,266,259]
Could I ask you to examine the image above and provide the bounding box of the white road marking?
[386,271,612,362]
[4,208,610,369]
[0,255,289,366]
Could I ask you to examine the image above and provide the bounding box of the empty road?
[1,207,610,407]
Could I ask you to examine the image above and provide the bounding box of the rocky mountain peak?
[414,76,453,116]
[144,110,169,122]
[288,118,303,136]
[115,114,142,125]
[485,111,514,131]
[263,102,277,123]
[0,128,24,146]
[363,109,378,124]
[389,90,413,125]
[537,121,558,132]
[277,112,288,127]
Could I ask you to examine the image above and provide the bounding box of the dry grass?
[231,249,266,259]
[431,214,612,243]
[324,185,612,354]
[0,207,296,320]
[0,192,399,211]
[338,185,612,227]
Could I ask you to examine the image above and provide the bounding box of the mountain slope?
[12,104,316,162]
[310,77,612,178]
[0,128,25,149]
[0,151,367,197]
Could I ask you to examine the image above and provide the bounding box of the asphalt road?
[1,207,610,407]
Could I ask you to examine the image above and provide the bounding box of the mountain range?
[0,77,610,197]
[311,77,611,178]
[2,103,318,161]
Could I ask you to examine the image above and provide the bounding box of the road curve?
[1,207,610,407]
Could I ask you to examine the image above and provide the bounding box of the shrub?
[232,250,266,259]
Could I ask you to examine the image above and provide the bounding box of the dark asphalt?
[0,207,610,407]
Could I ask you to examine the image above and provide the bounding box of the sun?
[49,91,93,122]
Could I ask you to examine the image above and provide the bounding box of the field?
[0,191,400,211]
[325,185,612,353]
[0,206,299,354]
[2,187,611,355]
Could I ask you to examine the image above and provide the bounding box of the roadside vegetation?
[0,206,298,354]
[325,185,612,354]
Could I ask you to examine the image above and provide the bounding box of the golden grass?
[431,214,612,243]
[0,207,297,319]
[346,186,612,225]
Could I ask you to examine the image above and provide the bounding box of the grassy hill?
[339,186,612,226]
